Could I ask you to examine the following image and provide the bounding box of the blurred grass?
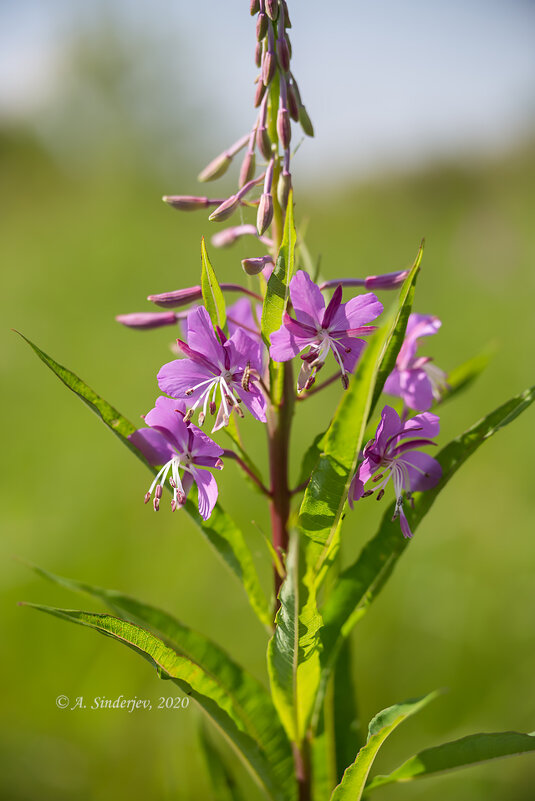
[1,127,535,800]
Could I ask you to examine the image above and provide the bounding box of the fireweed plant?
[20,3,535,800]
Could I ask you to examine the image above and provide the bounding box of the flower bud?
[256,12,268,40]
[148,286,203,309]
[250,0,260,14]
[197,152,232,183]
[265,0,279,21]
[115,311,179,330]
[277,108,291,149]
[281,0,291,27]
[163,195,211,211]
[256,193,274,235]
[364,270,410,290]
[255,42,262,68]
[241,255,275,276]
[277,37,290,72]
[299,105,315,137]
[262,50,276,86]
[208,194,240,222]
[256,125,272,160]
[287,83,299,121]
[211,224,259,248]
[254,77,266,107]
[277,171,292,210]
[239,150,256,188]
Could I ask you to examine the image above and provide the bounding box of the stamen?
[210,401,217,415]
[144,492,151,504]
[198,412,206,426]
[362,490,374,498]
[372,473,384,482]
[241,361,251,392]
[184,409,194,423]
[376,489,385,501]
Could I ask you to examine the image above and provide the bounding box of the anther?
[209,401,217,415]
[184,409,194,423]
[185,388,195,397]
[241,361,251,392]
[372,473,384,482]
[215,458,224,469]
[144,492,151,504]
[362,490,374,498]
[340,373,349,390]
[153,498,160,512]
[155,484,163,499]
[376,489,385,501]
[198,412,206,426]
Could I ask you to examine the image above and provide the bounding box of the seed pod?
[256,125,272,160]
[208,194,240,222]
[254,78,266,107]
[256,193,274,235]
[299,105,315,137]
[256,12,268,40]
[277,171,292,210]
[250,0,260,14]
[277,108,291,149]
[254,41,262,68]
[239,150,256,188]
[277,37,290,72]
[265,0,279,21]
[197,152,232,183]
[287,83,299,121]
[262,50,276,86]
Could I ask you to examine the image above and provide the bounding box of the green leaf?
[330,692,440,801]
[19,333,271,628]
[297,248,422,587]
[201,236,226,329]
[440,347,494,406]
[27,562,293,791]
[199,723,246,801]
[261,190,296,348]
[267,534,323,744]
[321,384,535,671]
[24,603,293,801]
[366,731,535,790]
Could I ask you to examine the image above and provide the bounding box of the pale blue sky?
[1,1,534,180]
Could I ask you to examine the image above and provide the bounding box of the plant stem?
[293,739,312,801]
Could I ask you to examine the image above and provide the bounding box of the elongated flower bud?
[265,0,279,21]
[256,12,268,40]
[197,152,231,182]
[163,195,216,211]
[257,193,274,235]
[250,0,260,14]
[255,42,262,68]
[239,150,256,188]
[148,286,203,308]
[277,108,291,149]
[277,37,290,72]
[299,105,315,137]
[287,83,299,121]
[262,50,276,85]
[115,311,180,330]
[256,125,272,159]
[364,270,410,290]
[211,224,259,248]
[208,194,240,222]
[277,170,292,210]
[281,0,291,27]
[254,77,267,107]
[241,255,275,276]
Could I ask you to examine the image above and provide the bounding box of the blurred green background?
[2,3,535,800]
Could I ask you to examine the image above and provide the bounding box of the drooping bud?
[262,50,276,86]
[147,286,203,308]
[277,170,292,210]
[265,0,279,21]
[255,42,262,68]
[256,12,268,40]
[254,78,267,107]
[299,105,315,137]
[241,254,275,276]
[277,108,291,149]
[364,270,410,290]
[208,194,240,222]
[256,125,272,159]
[211,224,259,248]
[163,195,216,211]
[250,0,260,14]
[239,150,256,188]
[115,311,179,330]
[256,194,274,235]
[287,83,299,121]
[277,37,290,72]
[197,152,231,183]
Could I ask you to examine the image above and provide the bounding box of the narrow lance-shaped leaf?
[18,333,271,628]
[330,691,440,801]
[438,346,494,406]
[297,247,422,586]
[199,723,246,801]
[366,731,535,791]
[267,534,323,744]
[321,384,535,672]
[201,236,227,329]
[24,604,293,801]
[27,562,293,791]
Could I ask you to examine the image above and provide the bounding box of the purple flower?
[384,313,448,410]
[226,298,262,341]
[157,306,267,432]
[348,405,442,538]
[269,270,383,391]
[129,397,223,520]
